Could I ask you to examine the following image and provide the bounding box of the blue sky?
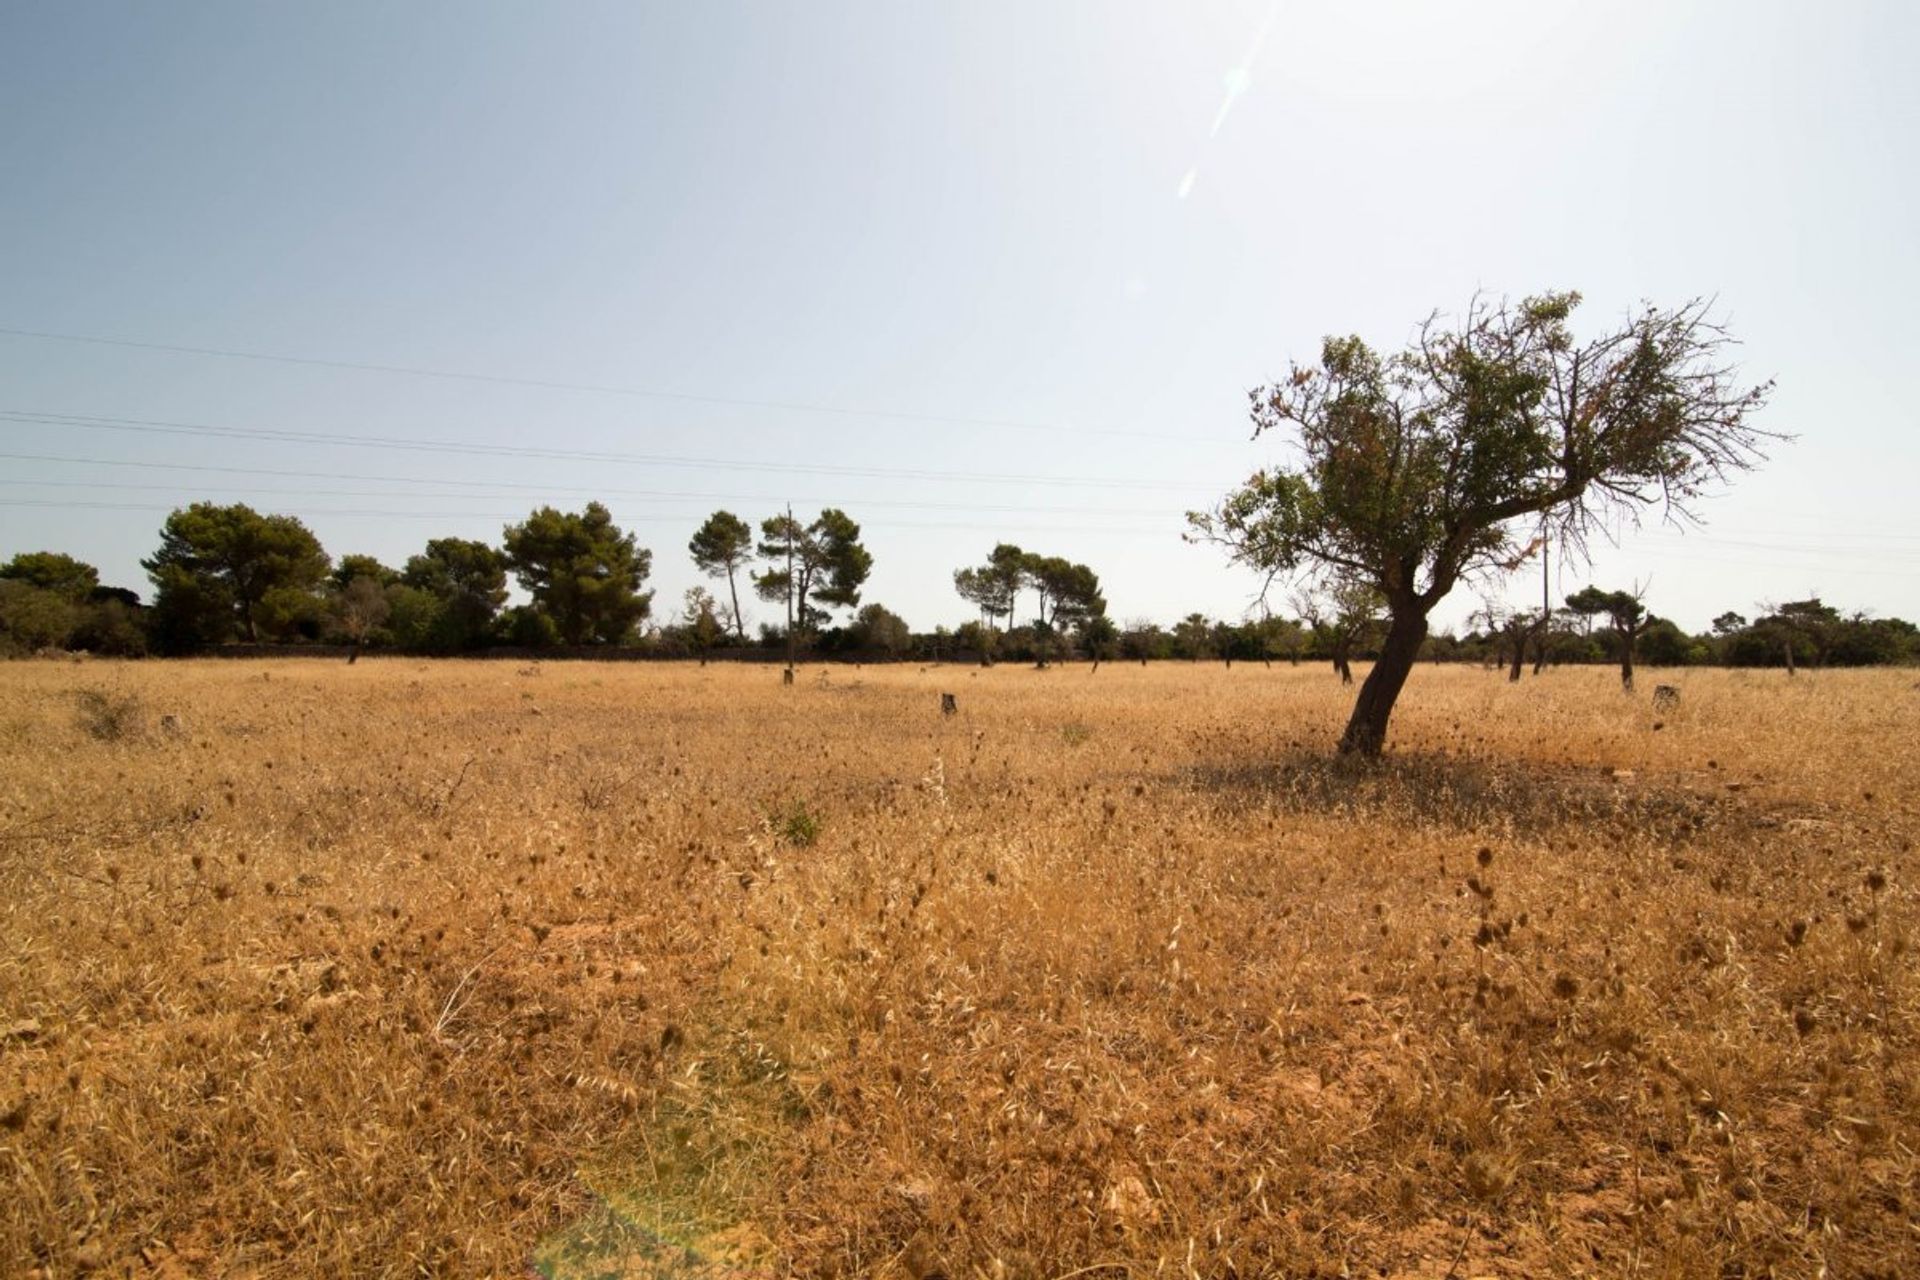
[2,1,1915,634]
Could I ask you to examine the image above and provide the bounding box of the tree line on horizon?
[0,500,1912,670]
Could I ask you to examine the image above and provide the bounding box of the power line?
[0,497,1184,538]
[0,452,1181,517]
[0,409,1220,492]
[0,325,1237,446]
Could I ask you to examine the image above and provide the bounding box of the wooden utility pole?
[784,503,796,684]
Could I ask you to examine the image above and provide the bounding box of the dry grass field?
[2,657,1915,1279]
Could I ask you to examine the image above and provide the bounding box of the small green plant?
[774,802,820,848]
[1061,721,1094,747]
[74,688,143,741]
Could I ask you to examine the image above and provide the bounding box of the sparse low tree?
[330,575,392,663]
[1190,291,1774,754]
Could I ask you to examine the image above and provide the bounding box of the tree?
[953,566,1015,633]
[1024,555,1105,630]
[953,543,1027,631]
[142,503,330,644]
[853,602,912,657]
[1189,292,1774,755]
[1173,613,1214,661]
[1566,586,1651,690]
[688,511,754,641]
[1079,613,1119,671]
[681,587,724,664]
[502,503,653,645]
[402,538,508,650]
[1,551,100,600]
[753,509,872,642]
[1294,576,1383,685]
[0,580,81,652]
[330,575,392,662]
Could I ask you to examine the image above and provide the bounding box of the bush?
[74,688,144,740]
[0,581,80,653]
[505,606,561,650]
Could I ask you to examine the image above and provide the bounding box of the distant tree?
[681,587,724,664]
[402,538,509,650]
[1711,611,1747,637]
[1172,613,1213,662]
[503,604,560,650]
[0,579,81,652]
[953,543,1027,631]
[688,511,754,641]
[330,575,392,662]
[1078,613,1119,671]
[1638,617,1696,667]
[1189,292,1774,754]
[1,551,100,600]
[1566,586,1651,689]
[1294,576,1383,685]
[502,503,653,645]
[1472,602,1541,683]
[1024,555,1105,630]
[1120,619,1166,665]
[853,602,912,657]
[753,509,872,642]
[142,503,329,645]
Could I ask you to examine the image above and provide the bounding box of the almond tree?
[1190,292,1775,755]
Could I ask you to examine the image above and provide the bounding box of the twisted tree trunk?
[1339,610,1429,756]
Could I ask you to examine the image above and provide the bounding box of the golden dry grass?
[2,657,1915,1278]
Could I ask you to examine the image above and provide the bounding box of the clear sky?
[2,1,1915,635]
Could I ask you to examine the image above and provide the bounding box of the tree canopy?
[142,502,330,646]
[2,551,101,601]
[688,510,754,640]
[501,503,653,645]
[1190,292,1774,754]
[753,508,872,637]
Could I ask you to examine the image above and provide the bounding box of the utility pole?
[784,502,796,684]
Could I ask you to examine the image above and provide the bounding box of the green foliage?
[71,599,148,657]
[382,584,448,651]
[330,554,398,591]
[504,604,561,650]
[142,503,329,644]
[851,602,912,655]
[402,538,508,650]
[0,580,81,653]
[1,551,100,601]
[1189,292,1773,752]
[502,503,654,645]
[774,801,821,848]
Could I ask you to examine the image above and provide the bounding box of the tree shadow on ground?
[1180,749,1728,842]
